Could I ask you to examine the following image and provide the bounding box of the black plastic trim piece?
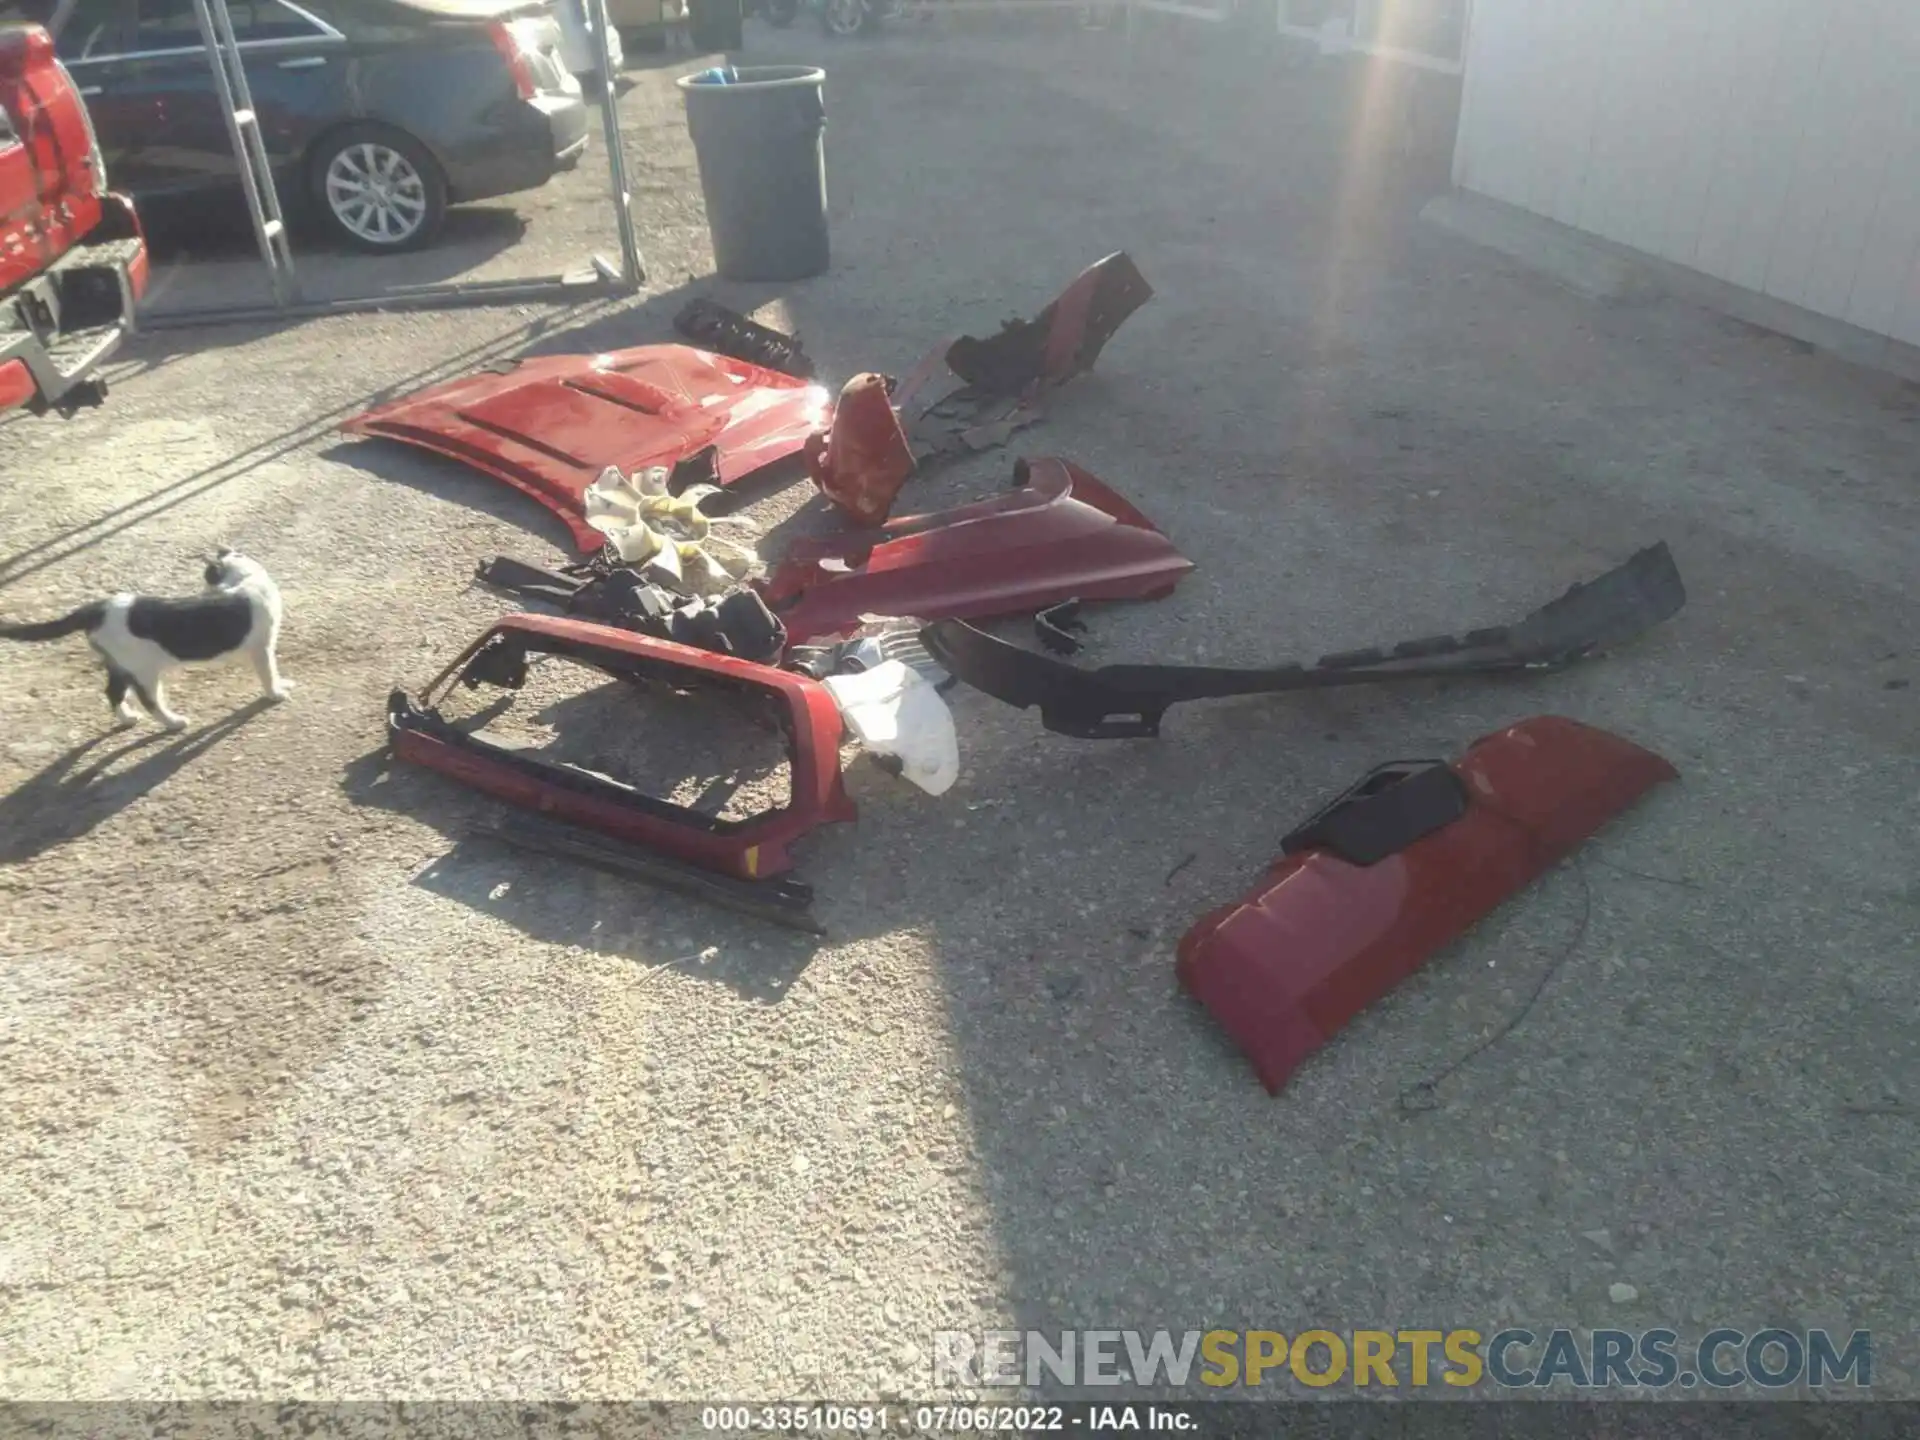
[921,543,1687,739]
[673,298,814,378]
[1279,761,1468,866]
[1034,599,1088,655]
[474,557,787,664]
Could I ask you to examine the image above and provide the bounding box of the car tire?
[308,123,448,254]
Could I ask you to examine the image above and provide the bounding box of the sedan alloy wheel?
[325,141,431,247]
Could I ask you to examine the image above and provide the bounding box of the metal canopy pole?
[590,0,646,288]
[146,0,647,330]
[188,0,299,306]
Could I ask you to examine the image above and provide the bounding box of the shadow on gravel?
[414,832,822,1002]
[320,436,584,555]
[339,722,939,1003]
[0,264,817,591]
[0,698,273,864]
[0,304,624,592]
[136,203,534,325]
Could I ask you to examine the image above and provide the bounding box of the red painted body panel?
[390,613,856,880]
[804,371,914,525]
[1,26,148,416]
[0,356,32,410]
[342,346,833,553]
[0,27,106,294]
[1176,717,1678,1095]
[757,457,1194,645]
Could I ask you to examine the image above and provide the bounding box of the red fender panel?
[758,456,1194,645]
[1175,716,1678,1095]
[342,346,832,553]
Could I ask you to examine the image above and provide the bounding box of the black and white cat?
[0,548,291,731]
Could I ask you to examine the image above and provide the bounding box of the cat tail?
[0,601,107,641]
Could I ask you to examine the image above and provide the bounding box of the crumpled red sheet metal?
[945,250,1155,395]
[386,613,856,880]
[804,372,915,526]
[756,456,1194,646]
[342,345,831,553]
[893,253,1154,465]
[1176,716,1678,1095]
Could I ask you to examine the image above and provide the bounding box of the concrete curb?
[1421,189,1920,385]
[1419,190,1658,304]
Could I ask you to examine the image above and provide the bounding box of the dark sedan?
[3,0,589,250]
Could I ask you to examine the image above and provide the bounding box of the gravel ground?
[2,16,1917,1405]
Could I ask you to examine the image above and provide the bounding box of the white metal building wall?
[1451,0,1920,347]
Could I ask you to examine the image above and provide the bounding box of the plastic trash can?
[678,65,828,282]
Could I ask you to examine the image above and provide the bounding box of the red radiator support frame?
[387,614,856,880]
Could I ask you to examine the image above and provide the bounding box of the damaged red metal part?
[386,613,856,880]
[756,456,1195,646]
[804,372,915,526]
[895,253,1155,464]
[1175,717,1678,1096]
[341,261,1149,542]
[944,251,1154,397]
[342,346,831,554]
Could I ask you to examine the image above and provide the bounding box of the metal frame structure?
[145,0,646,330]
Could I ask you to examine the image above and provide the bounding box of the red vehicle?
[0,20,146,416]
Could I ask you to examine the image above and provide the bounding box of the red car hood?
[342,345,832,553]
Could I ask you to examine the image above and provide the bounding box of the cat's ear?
[204,556,226,585]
